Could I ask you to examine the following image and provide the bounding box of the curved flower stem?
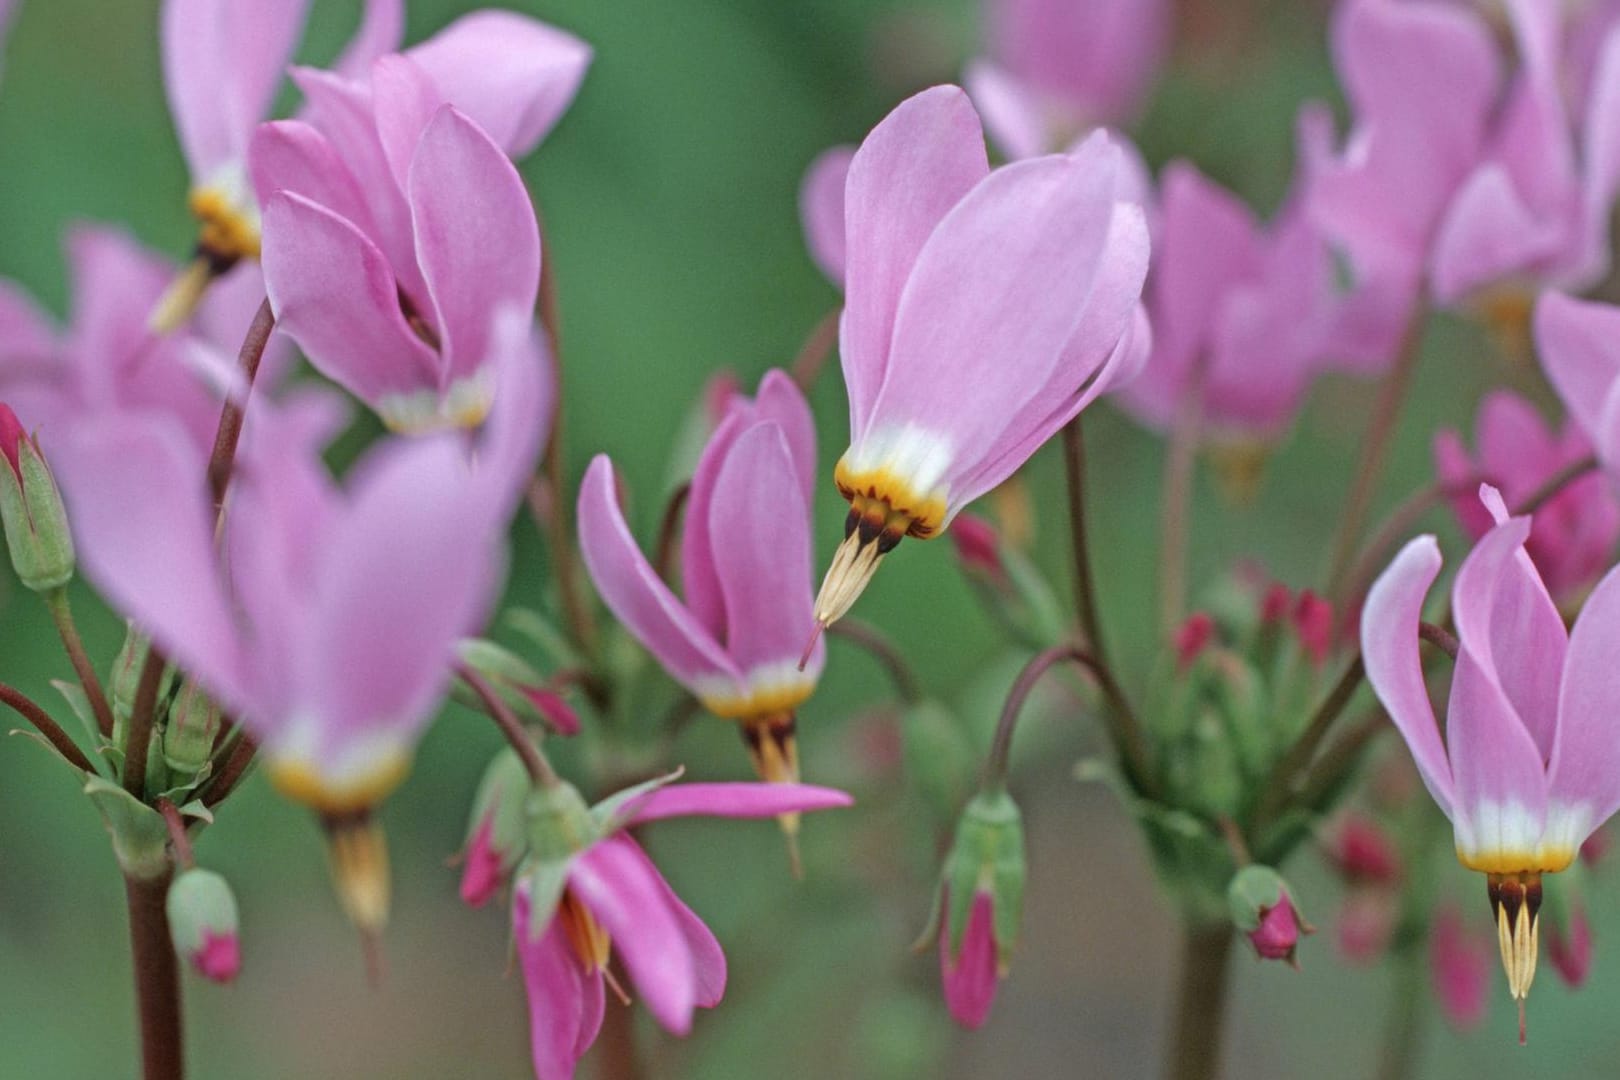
[199,731,256,809]
[1417,621,1458,658]
[1336,477,1483,613]
[789,306,842,391]
[1164,923,1233,1080]
[1158,362,1206,636]
[826,617,922,704]
[984,645,1105,789]
[1061,418,1155,793]
[156,799,196,871]
[207,298,274,514]
[0,681,94,772]
[1515,454,1599,517]
[124,868,183,1080]
[1325,313,1427,601]
[458,664,559,788]
[44,587,115,738]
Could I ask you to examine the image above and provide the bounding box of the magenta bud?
[1291,590,1334,666]
[1250,892,1308,962]
[518,686,581,737]
[950,513,1005,580]
[166,868,241,984]
[1228,866,1312,966]
[1546,905,1593,989]
[0,404,25,480]
[459,813,506,907]
[939,888,998,1029]
[1430,907,1490,1030]
[1173,612,1216,672]
[1259,583,1291,624]
[1327,815,1401,885]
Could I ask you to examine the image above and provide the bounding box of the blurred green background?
[1,0,1614,1077]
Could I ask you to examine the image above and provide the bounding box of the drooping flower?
[963,0,1170,161]
[1363,484,1620,1036]
[1534,290,1620,475]
[1430,905,1491,1030]
[55,310,549,932]
[578,372,822,813]
[514,778,852,1079]
[810,86,1149,634]
[1434,389,1618,602]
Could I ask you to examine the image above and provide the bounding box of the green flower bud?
[163,680,221,776]
[942,790,1025,970]
[458,748,533,907]
[166,868,241,983]
[525,779,596,864]
[0,405,75,592]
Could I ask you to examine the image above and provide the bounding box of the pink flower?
[254,65,542,433]
[812,86,1149,631]
[579,371,820,785]
[799,147,853,287]
[1247,889,1310,964]
[949,512,1005,582]
[963,0,1170,160]
[514,780,852,1079]
[1435,389,1619,601]
[1535,291,1620,475]
[1430,906,1491,1030]
[53,310,548,816]
[1363,483,1620,1012]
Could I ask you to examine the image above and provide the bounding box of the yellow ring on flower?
[268,750,412,815]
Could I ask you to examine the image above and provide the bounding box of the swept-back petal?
[1447,648,1550,867]
[514,883,603,1080]
[249,121,380,243]
[1546,564,1620,847]
[332,0,405,79]
[621,782,854,827]
[799,146,854,286]
[1361,536,1455,817]
[963,60,1049,161]
[1534,291,1620,460]
[940,890,999,1029]
[842,86,989,438]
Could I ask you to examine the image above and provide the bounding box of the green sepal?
[51,679,102,749]
[462,747,535,874]
[1227,865,1288,933]
[84,775,170,880]
[519,855,574,942]
[589,767,686,834]
[525,780,597,863]
[0,439,74,592]
[8,728,91,777]
[943,790,1025,960]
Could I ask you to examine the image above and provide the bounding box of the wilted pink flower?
[579,372,821,790]
[1435,389,1618,601]
[55,311,548,818]
[1545,902,1594,987]
[799,147,853,287]
[1248,889,1310,964]
[1535,291,1620,475]
[963,0,1170,160]
[1431,906,1491,1030]
[515,780,852,1079]
[1363,484,1620,1019]
[811,86,1149,632]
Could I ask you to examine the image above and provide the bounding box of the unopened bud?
[1229,865,1312,966]
[1173,612,1216,672]
[166,868,241,984]
[926,790,1026,1029]
[163,680,222,776]
[456,639,581,736]
[950,514,1005,581]
[458,748,532,907]
[0,405,75,592]
[1259,583,1292,624]
[1327,815,1401,885]
[1292,590,1334,666]
[524,779,596,864]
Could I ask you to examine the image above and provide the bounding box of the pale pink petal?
[1447,648,1550,861]
[1535,291,1620,459]
[332,0,405,79]
[940,890,998,1029]
[1547,564,1620,833]
[800,146,853,286]
[1433,430,1494,540]
[514,884,603,1080]
[679,410,747,641]
[249,120,380,243]
[987,0,1169,123]
[259,191,441,407]
[962,60,1049,161]
[577,456,742,694]
[0,279,57,361]
[469,309,553,526]
[708,423,821,675]
[622,782,854,827]
[751,370,817,508]
[161,0,312,178]
[842,86,989,439]
[63,226,173,394]
[568,837,695,1035]
[1577,28,1620,280]
[1361,536,1455,818]
[371,55,445,199]
[406,10,592,157]
[407,105,541,387]
[1430,166,1564,304]
[869,140,1115,487]
[614,837,726,1008]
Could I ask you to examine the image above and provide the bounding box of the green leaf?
[83,776,169,880]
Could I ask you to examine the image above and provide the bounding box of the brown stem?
[1164,924,1233,1080]
[207,298,274,515]
[123,648,168,798]
[788,306,842,391]
[0,681,95,772]
[125,869,184,1080]
[459,664,558,788]
[535,211,598,656]
[1325,314,1427,600]
[1251,656,1366,826]
[1061,419,1155,792]
[1418,622,1459,659]
[157,799,196,871]
[199,731,257,809]
[1515,454,1599,517]
[45,588,115,738]
[826,617,922,704]
[985,645,1101,788]
[1159,361,1206,635]
[652,482,691,585]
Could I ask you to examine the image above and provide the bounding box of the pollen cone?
[322,810,392,982]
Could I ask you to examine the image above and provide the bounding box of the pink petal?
[407,105,542,387]
[1429,166,1563,304]
[1433,430,1494,540]
[1360,536,1455,818]
[1430,907,1490,1030]
[1534,291,1620,465]
[1577,29,1620,280]
[370,55,446,200]
[0,279,58,362]
[868,139,1115,489]
[622,782,854,827]
[1547,563,1620,835]
[576,455,741,694]
[679,409,747,642]
[161,0,312,178]
[618,837,727,1008]
[940,890,999,1029]
[568,837,695,1035]
[405,10,592,158]
[332,0,405,80]
[249,120,381,244]
[987,0,1169,124]
[259,191,441,408]
[707,423,821,676]
[514,884,604,1080]
[842,86,989,440]
[751,370,818,509]
[963,60,1050,161]
[799,146,853,286]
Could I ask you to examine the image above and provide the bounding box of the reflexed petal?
[680,410,746,641]
[621,782,854,827]
[0,279,57,362]
[751,370,817,509]
[514,884,602,1080]
[1447,647,1550,865]
[1535,291,1620,459]
[617,837,726,1007]
[332,0,405,79]
[963,60,1049,161]
[568,836,695,1034]
[406,10,592,157]
[407,106,541,387]
[799,146,853,285]
[249,120,380,243]
[1577,29,1620,279]
[987,0,1169,123]
[577,455,741,693]
[1360,536,1455,817]
[842,86,989,438]
[1547,564,1620,839]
